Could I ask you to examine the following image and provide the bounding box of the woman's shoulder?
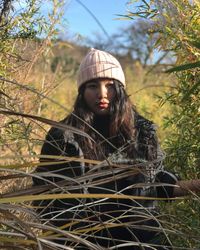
[45,119,75,142]
[134,112,160,162]
[42,123,79,156]
[46,126,63,137]
[45,116,74,143]
[135,113,157,134]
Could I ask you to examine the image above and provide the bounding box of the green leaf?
[165,61,200,73]
[189,40,200,50]
[182,80,200,101]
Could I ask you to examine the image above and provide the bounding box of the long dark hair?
[64,80,137,160]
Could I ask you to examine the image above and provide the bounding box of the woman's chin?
[93,108,110,116]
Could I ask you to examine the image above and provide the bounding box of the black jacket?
[33,113,177,249]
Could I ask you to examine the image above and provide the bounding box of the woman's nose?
[98,85,107,98]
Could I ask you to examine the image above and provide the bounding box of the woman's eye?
[86,83,97,89]
[106,83,114,89]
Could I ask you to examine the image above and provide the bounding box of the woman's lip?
[98,102,109,108]
[98,101,109,105]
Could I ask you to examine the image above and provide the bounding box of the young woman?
[33,48,178,249]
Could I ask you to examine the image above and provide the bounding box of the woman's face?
[83,78,116,115]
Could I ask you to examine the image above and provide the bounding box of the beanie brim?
[77,48,126,88]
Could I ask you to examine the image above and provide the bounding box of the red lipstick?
[98,101,109,109]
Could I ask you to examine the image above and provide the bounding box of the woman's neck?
[93,115,110,138]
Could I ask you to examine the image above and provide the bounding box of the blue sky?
[14,0,135,41]
[64,0,132,40]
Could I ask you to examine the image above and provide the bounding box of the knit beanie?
[77,48,126,88]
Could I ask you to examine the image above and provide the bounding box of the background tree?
[111,20,159,66]
[87,19,161,66]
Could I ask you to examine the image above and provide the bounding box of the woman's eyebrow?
[87,80,98,85]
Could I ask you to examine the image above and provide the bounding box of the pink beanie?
[77,48,126,88]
